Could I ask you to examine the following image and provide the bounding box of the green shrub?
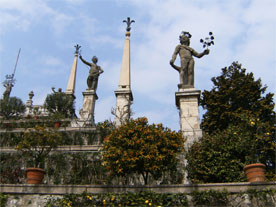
[0,97,25,119]
[44,91,75,118]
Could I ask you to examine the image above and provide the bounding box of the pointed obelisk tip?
[123,17,135,32]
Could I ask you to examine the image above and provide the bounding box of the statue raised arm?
[79,55,104,91]
[170,31,209,88]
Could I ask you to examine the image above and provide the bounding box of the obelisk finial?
[123,17,135,32]
[74,44,81,55]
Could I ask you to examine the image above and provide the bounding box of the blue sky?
[0,0,275,130]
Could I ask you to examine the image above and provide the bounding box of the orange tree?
[102,117,184,185]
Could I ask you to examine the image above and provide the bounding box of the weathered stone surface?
[114,90,133,126]
[79,90,98,126]
[175,89,202,150]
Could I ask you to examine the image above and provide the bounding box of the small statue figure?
[28,91,34,100]
[51,87,62,93]
[3,82,13,100]
[170,31,209,88]
[79,55,104,91]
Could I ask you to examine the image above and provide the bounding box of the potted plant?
[44,89,75,127]
[16,125,62,184]
[242,116,269,182]
[51,112,66,128]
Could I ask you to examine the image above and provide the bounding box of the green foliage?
[0,152,106,185]
[102,117,184,185]
[45,189,276,207]
[0,152,24,183]
[0,130,100,147]
[0,193,8,207]
[46,152,107,185]
[200,61,275,134]
[191,190,229,206]
[44,92,75,118]
[0,97,26,119]
[16,126,62,168]
[186,126,247,183]
[96,120,116,141]
[45,191,188,207]
[0,119,71,130]
[192,61,276,183]
[186,115,276,183]
[247,189,276,207]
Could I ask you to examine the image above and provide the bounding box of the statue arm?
[192,48,209,58]
[79,56,92,66]
[170,45,180,64]
[98,66,104,74]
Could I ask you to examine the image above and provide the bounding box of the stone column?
[114,30,133,126]
[78,89,98,127]
[114,90,133,126]
[65,45,80,97]
[175,87,202,184]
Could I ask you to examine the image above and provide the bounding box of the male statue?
[170,31,209,88]
[79,55,104,91]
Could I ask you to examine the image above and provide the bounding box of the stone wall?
[1,182,275,207]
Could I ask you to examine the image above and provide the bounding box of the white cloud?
[39,55,63,66]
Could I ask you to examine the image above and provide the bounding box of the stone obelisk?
[66,45,80,97]
[114,17,134,126]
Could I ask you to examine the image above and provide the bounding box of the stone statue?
[79,55,104,91]
[51,87,62,93]
[3,82,13,100]
[170,31,209,88]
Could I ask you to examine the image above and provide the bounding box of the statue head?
[179,31,192,46]
[92,56,98,64]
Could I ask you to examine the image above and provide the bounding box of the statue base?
[114,89,133,126]
[78,89,98,127]
[177,84,194,91]
[175,88,202,149]
[176,88,202,184]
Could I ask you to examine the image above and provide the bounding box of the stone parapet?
[1,182,275,195]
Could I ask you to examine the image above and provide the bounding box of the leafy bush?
[16,126,62,168]
[102,117,184,185]
[46,191,188,207]
[186,115,276,183]
[0,152,24,184]
[44,91,75,118]
[0,97,25,119]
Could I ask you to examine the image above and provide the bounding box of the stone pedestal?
[114,90,133,126]
[175,87,202,184]
[78,89,98,127]
[25,91,34,116]
[25,100,33,115]
[176,88,202,150]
